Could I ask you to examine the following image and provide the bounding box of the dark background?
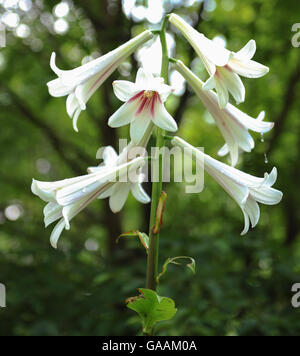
[0,0,300,336]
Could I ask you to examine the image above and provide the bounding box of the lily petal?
[108,101,137,128]
[44,202,63,227]
[31,179,57,202]
[102,146,118,165]
[228,58,269,78]
[227,108,274,133]
[50,218,66,249]
[218,67,245,105]
[131,183,151,204]
[158,84,174,103]
[214,75,229,109]
[152,103,178,132]
[241,210,250,236]
[97,185,115,199]
[218,144,229,157]
[234,40,256,61]
[113,80,138,102]
[130,115,152,144]
[109,183,131,213]
[136,67,154,87]
[202,75,216,91]
[243,197,260,228]
[47,78,73,97]
[50,52,63,76]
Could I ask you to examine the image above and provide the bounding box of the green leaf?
[126,288,177,334]
[156,256,196,284]
[137,232,149,251]
[116,231,149,252]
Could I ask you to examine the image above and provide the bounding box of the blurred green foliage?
[0,0,300,336]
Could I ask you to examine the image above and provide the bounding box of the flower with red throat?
[108,68,178,143]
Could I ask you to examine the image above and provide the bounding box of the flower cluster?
[32,146,149,248]
[32,15,282,247]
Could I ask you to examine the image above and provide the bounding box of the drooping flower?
[108,68,178,143]
[31,147,149,248]
[47,30,153,131]
[174,60,274,166]
[172,136,283,235]
[169,14,269,108]
[87,145,150,213]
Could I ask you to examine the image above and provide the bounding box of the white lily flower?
[172,136,283,235]
[31,149,149,248]
[47,30,153,131]
[169,14,269,108]
[88,145,150,213]
[174,60,274,166]
[108,68,178,143]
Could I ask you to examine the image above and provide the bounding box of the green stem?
[159,15,170,82]
[146,15,169,292]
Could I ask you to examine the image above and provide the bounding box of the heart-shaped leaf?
[126,288,177,334]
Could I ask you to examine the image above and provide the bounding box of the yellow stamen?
[143,90,154,99]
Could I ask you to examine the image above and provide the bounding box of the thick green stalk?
[146,16,169,292]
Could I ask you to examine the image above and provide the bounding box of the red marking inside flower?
[129,90,145,102]
[129,90,160,118]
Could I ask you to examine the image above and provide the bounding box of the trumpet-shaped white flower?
[47,30,153,131]
[88,146,150,213]
[174,60,274,166]
[108,68,178,143]
[31,148,150,248]
[172,136,283,235]
[169,14,269,108]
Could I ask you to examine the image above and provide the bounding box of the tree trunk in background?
[92,0,127,257]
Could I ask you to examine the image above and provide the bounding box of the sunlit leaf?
[126,288,177,334]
